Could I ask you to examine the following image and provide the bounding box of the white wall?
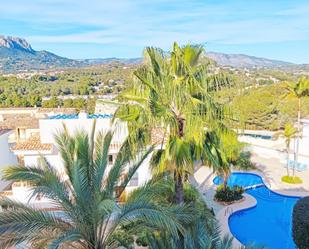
[39,117,128,145]
[0,131,18,190]
[296,119,309,156]
[11,116,152,203]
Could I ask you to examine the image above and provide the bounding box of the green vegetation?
[234,151,256,171]
[0,126,260,249]
[215,130,244,190]
[208,130,253,202]
[293,197,309,249]
[283,78,309,177]
[119,179,220,248]
[2,46,309,134]
[274,123,297,176]
[219,79,309,131]
[0,42,276,249]
[116,43,225,204]
[281,175,303,184]
[214,185,244,203]
[0,127,197,248]
[42,96,97,113]
[0,63,134,108]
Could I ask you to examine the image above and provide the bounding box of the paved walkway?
[251,153,309,194]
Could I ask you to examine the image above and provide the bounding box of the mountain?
[0,35,302,73]
[206,51,295,68]
[0,36,142,73]
[0,35,83,72]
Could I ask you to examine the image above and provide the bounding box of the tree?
[42,96,61,108]
[63,98,73,107]
[146,223,234,249]
[273,123,297,176]
[218,130,244,190]
[0,125,192,249]
[284,77,309,176]
[116,43,224,204]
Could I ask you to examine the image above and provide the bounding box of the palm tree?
[284,77,309,176]
[116,42,224,204]
[218,130,244,190]
[146,222,234,249]
[146,220,265,249]
[273,123,297,177]
[0,126,193,249]
[203,130,243,191]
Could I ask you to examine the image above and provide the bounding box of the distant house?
[0,107,76,143]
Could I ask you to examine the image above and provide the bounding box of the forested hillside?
[1,48,309,130]
[0,62,135,111]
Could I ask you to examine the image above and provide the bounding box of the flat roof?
[0,129,12,136]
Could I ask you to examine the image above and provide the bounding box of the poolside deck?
[251,153,309,195]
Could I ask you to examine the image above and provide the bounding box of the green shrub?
[184,182,200,203]
[281,176,303,184]
[135,232,148,247]
[214,185,244,202]
[112,230,134,248]
[235,151,256,170]
[293,197,309,249]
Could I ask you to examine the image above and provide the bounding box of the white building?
[0,130,18,191]
[8,112,152,205]
[239,119,309,169]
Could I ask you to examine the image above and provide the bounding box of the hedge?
[292,196,309,249]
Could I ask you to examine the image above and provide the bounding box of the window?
[17,155,25,166]
[108,155,113,165]
[129,172,138,187]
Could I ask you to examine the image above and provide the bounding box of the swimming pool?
[213,173,300,249]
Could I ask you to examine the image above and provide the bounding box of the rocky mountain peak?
[0,35,34,53]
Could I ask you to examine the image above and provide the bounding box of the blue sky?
[1,0,309,63]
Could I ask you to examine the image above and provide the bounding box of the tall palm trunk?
[175,116,185,204]
[223,174,228,191]
[294,98,301,177]
[175,173,184,204]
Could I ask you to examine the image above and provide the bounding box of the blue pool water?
[213,173,300,249]
[243,133,272,140]
[49,114,113,119]
[213,172,263,188]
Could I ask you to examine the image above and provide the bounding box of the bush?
[135,232,148,247]
[112,230,134,248]
[293,197,309,249]
[235,151,256,171]
[184,182,200,203]
[214,185,244,203]
[281,176,303,184]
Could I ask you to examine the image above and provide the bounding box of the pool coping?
[216,170,309,248]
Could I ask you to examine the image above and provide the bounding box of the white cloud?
[1,0,309,49]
